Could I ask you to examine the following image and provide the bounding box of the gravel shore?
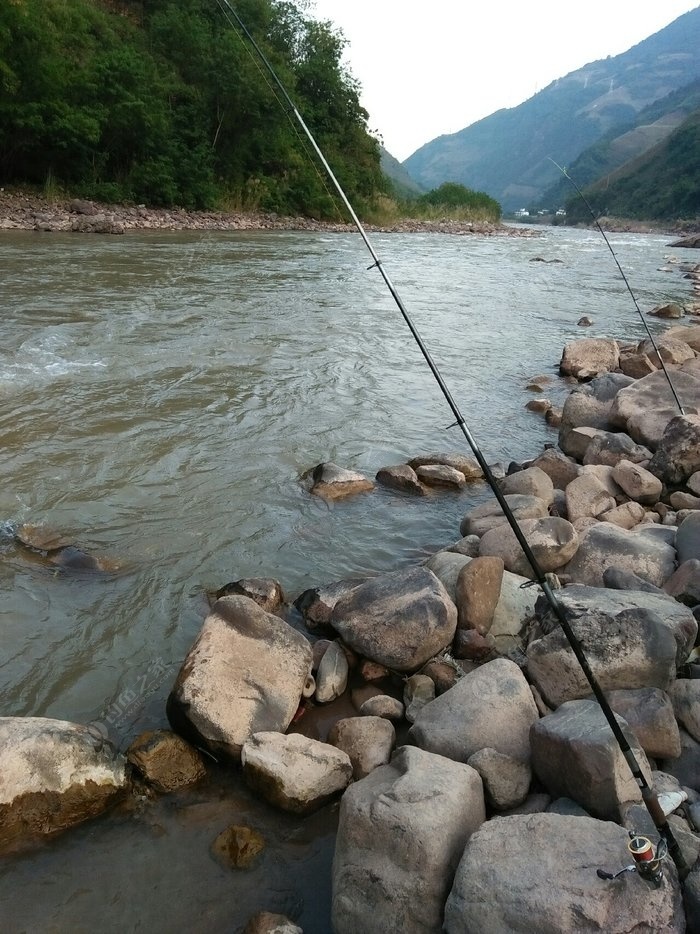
[0,188,538,237]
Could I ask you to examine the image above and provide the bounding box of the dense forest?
[0,0,389,216]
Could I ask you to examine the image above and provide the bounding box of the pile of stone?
[5,322,700,931]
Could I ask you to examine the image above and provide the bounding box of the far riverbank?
[0,188,536,237]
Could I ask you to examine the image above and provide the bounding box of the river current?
[0,224,694,931]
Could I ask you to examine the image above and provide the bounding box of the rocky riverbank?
[3,265,700,933]
[0,188,534,237]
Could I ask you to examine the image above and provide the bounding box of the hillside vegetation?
[0,0,386,216]
[566,108,700,223]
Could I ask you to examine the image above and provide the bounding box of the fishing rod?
[214,0,687,877]
[549,158,685,416]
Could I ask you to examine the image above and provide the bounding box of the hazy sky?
[309,1,700,161]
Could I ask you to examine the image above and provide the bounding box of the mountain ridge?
[403,6,700,212]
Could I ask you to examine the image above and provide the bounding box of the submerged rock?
[126,729,206,793]
[309,462,374,500]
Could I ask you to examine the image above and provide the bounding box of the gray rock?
[478,516,579,578]
[309,462,374,500]
[664,559,700,607]
[529,447,581,490]
[683,860,700,934]
[560,426,606,462]
[677,511,700,563]
[565,473,616,524]
[423,551,470,599]
[241,732,352,814]
[605,688,681,760]
[499,465,554,506]
[640,335,695,367]
[215,577,285,613]
[415,464,466,489]
[330,566,457,672]
[455,556,503,633]
[314,640,349,704]
[668,679,700,743]
[648,414,700,486]
[375,464,426,495]
[602,566,666,594]
[294,577,368,629]
[403,673,435,724]
[661,729,700,793]
[530,699,651,820]
[546,797,591,817]
[408,658,539,764]
[407,453,483,479]
[167,596,313,761]
[490,568,540,653]
[0,717,127,851]
[332,746,485,934]
[327,716,395,780]
[444,813,684,933]
[459,493,549,538]
[444,535,481,558]
[527,585,696,707]
[582,430,652,468]
[611,458,663,504]
[359,694,404,721]
[558,373,634,443]
[560,521,677,588]
[467,747,531,810]
[559,338,620,380]
[609,360,700,448]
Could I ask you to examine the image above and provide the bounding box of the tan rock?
[455,556,504,634]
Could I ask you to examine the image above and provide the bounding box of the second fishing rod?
[214,0,687,876]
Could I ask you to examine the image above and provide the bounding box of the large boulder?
[647,414,700,485]
[558,373,635,444]
[605,688,681,760]
[332,746,485,934]
[559,522,676,588]
[294,577,368,630]
[582,430,652,468]
[444,813,684,933]
[530,699,651,820]
[0,717,127,851]
[608,358,700,448]
[676,511,700,563]
[459,493,548,538]
[668,679,700,743]
[408,658,539,763]
[327,716,396,780]
[529,448,581,490]
[478,516,579,578]
[559,338,620,380]
[241,732,352,814]
[330,566,457,672]
[167,596,313,761]
[526,585,697,708]
[611,459,663,504]
[499,466,554,506]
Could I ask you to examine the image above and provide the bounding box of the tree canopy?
[0,0,386,215]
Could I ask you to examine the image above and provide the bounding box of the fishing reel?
[597,832,668,887]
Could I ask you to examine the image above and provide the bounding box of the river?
[0,224,693,932]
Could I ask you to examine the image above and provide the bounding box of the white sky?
[309,1,700,161]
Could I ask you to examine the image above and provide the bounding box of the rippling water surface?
[0,225,693,931]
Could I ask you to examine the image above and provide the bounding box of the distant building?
[515,208,530,217]
[556,208,566,216]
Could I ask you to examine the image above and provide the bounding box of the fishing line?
[213,0,687,876]
[549,157,686,415]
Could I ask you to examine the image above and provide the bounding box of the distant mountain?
[566,107,700,222]
[540,79,700,210]
[403,7,700,212]
[380,147,424,197]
